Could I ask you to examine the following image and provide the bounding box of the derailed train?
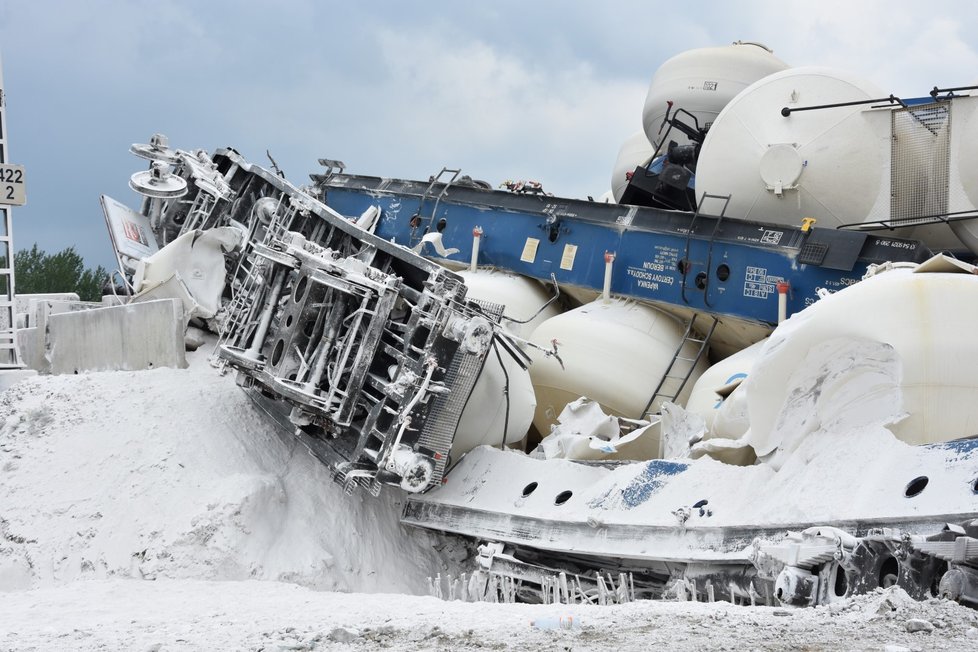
[104,42,978,608]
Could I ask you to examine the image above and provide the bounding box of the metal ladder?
[179,190,219,235]
[410,167,461,245]
[679,193,731,307]
[0,58,22,368]
[642,314,718,418]
[214,198,294,351]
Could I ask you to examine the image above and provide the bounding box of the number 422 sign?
[0,164,26,206]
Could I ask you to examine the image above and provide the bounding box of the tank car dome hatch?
[693,67,889,228]
[641,41,789,152]
[611,131,657,202]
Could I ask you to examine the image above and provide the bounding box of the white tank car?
[448,269,563,456]
[695,71,978,254]
[451,343,537,460]
[611,130,657,202]
[684,339,765,439]
[743,260,978,470]
[458,269,562,339]
[527,298,707,436]
[641,41,788,152]
[694,67,889,228]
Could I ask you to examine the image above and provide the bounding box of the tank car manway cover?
[759,144,803,195]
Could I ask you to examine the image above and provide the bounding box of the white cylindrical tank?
[744,265,978,468]
[909,221,970,254]
[611,131,657,202]
[642,41,789,152]
[694,67,888,228]
[684,340,765,438]
[459,269,562,340]
[527,299,708,435]
[452,343,536,460]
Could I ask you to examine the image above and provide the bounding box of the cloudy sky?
[1,0,976,271]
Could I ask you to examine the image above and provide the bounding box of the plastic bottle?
[530,615,579,630]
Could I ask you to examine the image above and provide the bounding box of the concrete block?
[0,368,38,393]
[7,293,80,329]
[16,326,42,371]
[44,298,187,374]
[18,293,80,311]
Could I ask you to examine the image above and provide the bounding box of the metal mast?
[0,54,24,367]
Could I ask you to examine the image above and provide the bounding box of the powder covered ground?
[2,348,978,650]
[3,580,978,651]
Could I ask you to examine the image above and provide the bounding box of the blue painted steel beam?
[318,176,930,327]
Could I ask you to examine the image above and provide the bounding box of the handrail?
[781,94,906,117]
[837,209,978,232]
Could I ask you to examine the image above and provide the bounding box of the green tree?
[13,244,108,302]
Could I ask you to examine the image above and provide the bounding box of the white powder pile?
[0,348,456,594]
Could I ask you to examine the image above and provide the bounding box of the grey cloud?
[1,0,976,270]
